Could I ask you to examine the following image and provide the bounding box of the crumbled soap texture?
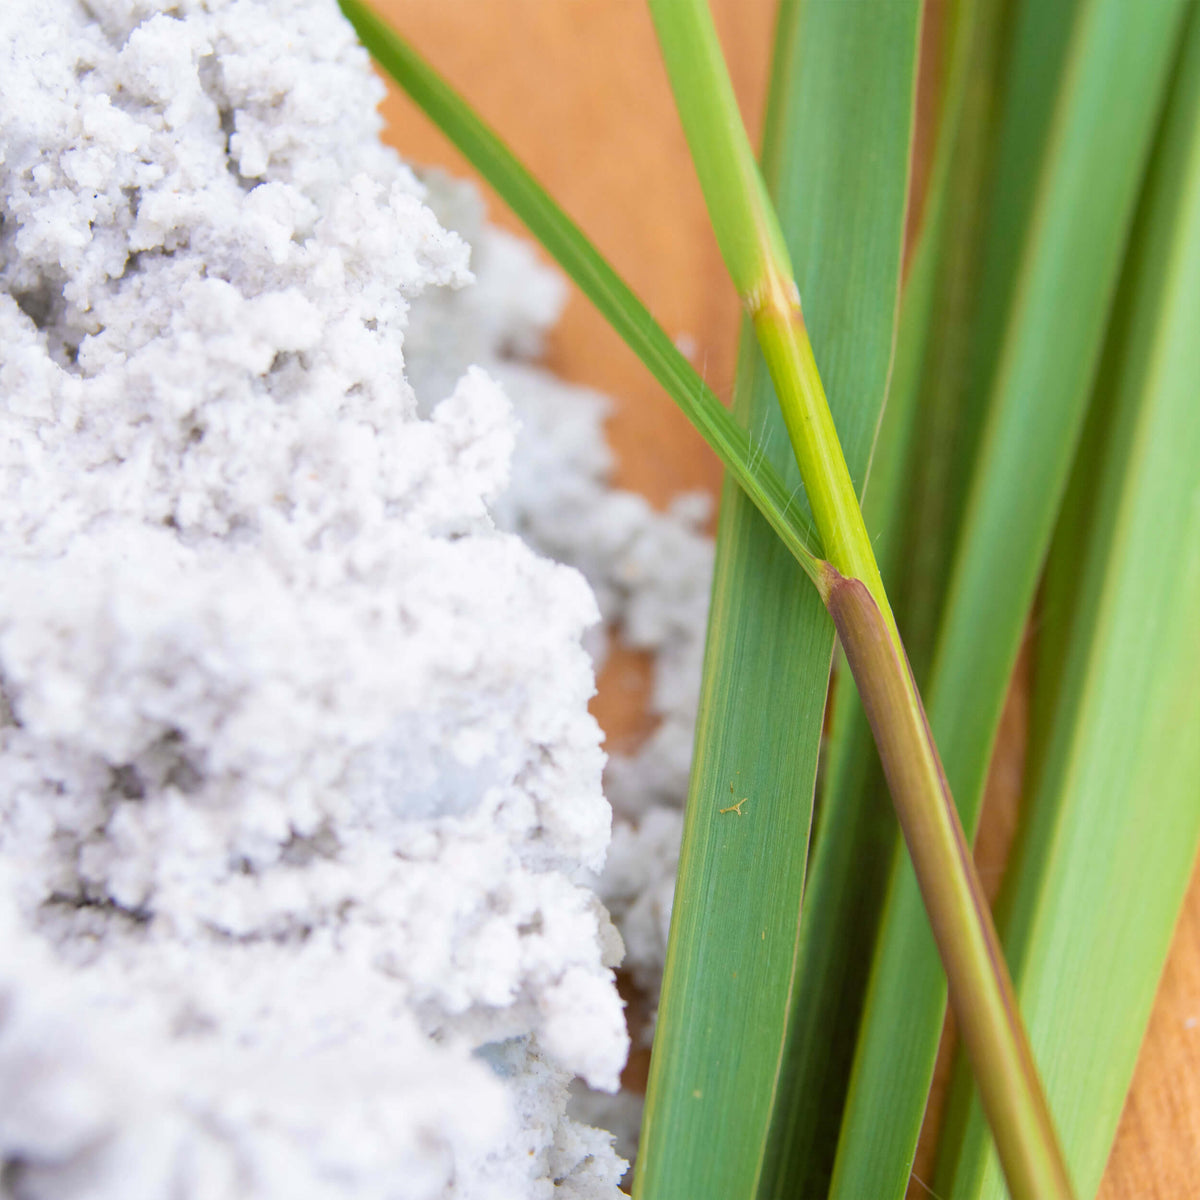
[405,177,709,1010]
[0,0,713,1194]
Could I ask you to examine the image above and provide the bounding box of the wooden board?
[371,2,1200,1194]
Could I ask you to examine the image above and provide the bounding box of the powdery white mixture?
[0,1,711,1195]
[402,176,707,1003]
[403,177,711,1160]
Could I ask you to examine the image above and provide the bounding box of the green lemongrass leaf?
[829,3,1192,1197]
[1020,251,1131,802]
[769,1,1015,1191]
[337,0,822,581]
[926,0,1187,846]
[940,8,1200,1194]
[890,0,1014,682]
[635,2,920,1197]
[941,0,1081,531]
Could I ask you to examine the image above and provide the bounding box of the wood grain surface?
[372,3,1200,1195]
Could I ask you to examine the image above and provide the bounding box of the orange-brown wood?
[371,2,1200,1194]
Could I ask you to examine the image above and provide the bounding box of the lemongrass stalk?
[646,3,1075,1198]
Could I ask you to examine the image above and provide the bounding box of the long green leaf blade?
[829,3,1191,1197]
[891,0,1015,682]
[636,2,920,1196]
[337,0,822,579]
[942,7,1200,1193]
[929,0,1186,816]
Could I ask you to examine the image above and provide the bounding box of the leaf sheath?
[823,569,1074,1200]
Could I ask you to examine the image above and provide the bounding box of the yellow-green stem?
[751,287,897,645]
